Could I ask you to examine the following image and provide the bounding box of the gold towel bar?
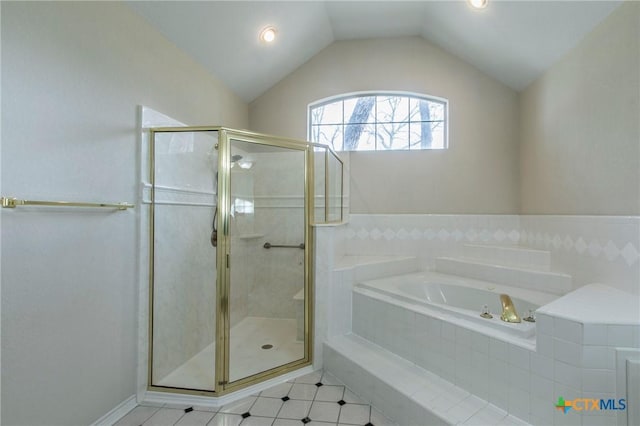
[1,197,134,210]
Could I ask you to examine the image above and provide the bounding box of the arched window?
[308,92,448,151]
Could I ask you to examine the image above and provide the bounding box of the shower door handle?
[263,242,305,249]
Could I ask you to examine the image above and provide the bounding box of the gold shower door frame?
[147,127,314,397]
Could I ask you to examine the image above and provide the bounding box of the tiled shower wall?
[228,150,306,323]
[342,214,640,294]
[153,204,217,380]
[150,132,219,381]
[246,151,306,319]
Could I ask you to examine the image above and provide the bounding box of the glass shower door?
[224,136,308,385]
[150,129,218,392]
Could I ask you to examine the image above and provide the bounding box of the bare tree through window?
[344,97,374,150]
[419,100,432,148]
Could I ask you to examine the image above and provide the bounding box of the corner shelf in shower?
[238,234,264,240]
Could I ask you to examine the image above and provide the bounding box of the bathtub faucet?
[499,294,521,323]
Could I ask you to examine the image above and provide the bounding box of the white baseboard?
[91,395,137,426]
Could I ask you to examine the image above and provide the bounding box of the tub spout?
[500,294,521,323]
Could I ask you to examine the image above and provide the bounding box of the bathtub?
[355,271,558,339]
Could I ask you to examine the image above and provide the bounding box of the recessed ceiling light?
[468,0,488,9]
[259,26,277,43]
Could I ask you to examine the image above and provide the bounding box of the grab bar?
[1,196,134,211]
[263,242,305,250]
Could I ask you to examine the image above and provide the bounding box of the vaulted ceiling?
[127,1,622,102]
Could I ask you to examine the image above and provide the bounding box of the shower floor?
[155,316,303,390]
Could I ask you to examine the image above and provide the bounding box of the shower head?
[231,155,243,163]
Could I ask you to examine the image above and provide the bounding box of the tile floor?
[116,370,395,426]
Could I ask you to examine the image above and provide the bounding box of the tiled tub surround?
[318,215,640,425]
[323,252,422,345]
[343,215,521,272]
[330,282,640,426]
[321,218,571,351]
[520,215,640,296]
[344,215,639,294]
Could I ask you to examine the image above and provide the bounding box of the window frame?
[307,91,449,152]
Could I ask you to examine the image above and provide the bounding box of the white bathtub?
[356,271,558,339]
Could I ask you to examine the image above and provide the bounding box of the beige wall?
[519,2,640,215]
[249,37,520,214]
[1,2,247,425]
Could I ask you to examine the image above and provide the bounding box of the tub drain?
[261,344,273,350]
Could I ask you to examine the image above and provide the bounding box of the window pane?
[313,124,343,151]
[311,101,343,126]
[376,96,409,123]
[309,124,321,143]
[410,121,445,149]
[310,106,323,127]
[377,123,409,150]
[313,147,326,223]
[431,121,446,149]
[344,97,375,124]
[409,99,421,122]
[409,98,445,122]
[429,101,446,122]
[345,123,375,151]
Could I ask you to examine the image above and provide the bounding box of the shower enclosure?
[147,127,342,396]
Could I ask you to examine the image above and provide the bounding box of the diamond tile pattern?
[621,243,640,265]
[350,226,522,244]
[520,229,640,266]
[345,217,640,267]
[115,370,396,426]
